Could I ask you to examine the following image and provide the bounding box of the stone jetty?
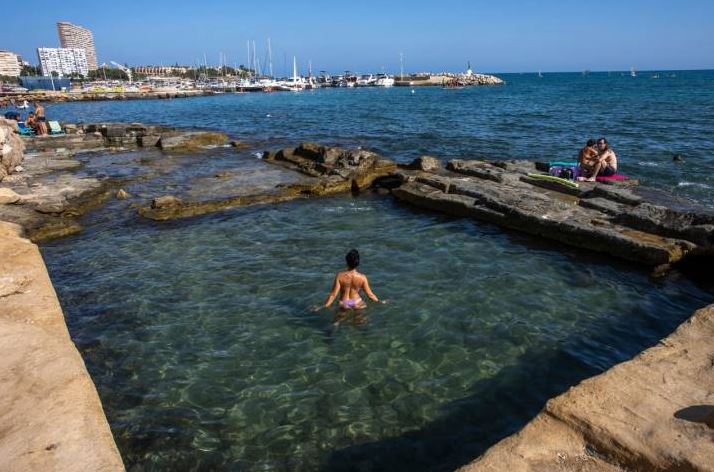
[394,73,504,86]
[1,88,214,105]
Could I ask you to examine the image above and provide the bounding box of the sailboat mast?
[246,41,251,78]
[267,38,274,78]
[252,41,257,76]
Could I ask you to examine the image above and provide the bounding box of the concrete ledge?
[459,303,714,472]
[0,221,124,471]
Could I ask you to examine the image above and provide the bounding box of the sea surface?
[40,71,714,471]
[46,70,714,204]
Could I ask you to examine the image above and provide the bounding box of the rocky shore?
[1,126,713,470]
[0,119,228,241]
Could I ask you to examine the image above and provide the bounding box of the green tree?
[20,64,41,76]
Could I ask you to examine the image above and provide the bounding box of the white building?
[57,21,98,70]
[37,47,89,77]
[0,50,21,77]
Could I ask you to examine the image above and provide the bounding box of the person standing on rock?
[318,249,385,311]
[33,102,47,135]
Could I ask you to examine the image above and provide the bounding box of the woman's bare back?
[337,270,367,305]
[322,268,379,310]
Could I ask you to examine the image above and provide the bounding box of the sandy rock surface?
[0,221,124,471]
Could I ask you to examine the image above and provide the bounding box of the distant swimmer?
[318,249,386,311]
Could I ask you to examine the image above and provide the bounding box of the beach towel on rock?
[596,174,629,182]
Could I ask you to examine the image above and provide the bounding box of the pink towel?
[596,174,629,182]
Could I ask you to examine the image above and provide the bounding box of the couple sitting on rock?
[578,138,618,182]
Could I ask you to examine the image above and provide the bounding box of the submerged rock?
[158,131,228,152]
[116,189,130,200]
[151,195,182,209]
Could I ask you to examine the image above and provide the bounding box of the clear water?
[39,71,714,471]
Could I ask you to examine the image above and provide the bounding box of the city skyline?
[2,0,714,74]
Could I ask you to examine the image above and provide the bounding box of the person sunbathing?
[25,112,39,132]
[579,138,618,181]
[320,249,385,311]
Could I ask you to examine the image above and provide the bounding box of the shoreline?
[1,121,713,470]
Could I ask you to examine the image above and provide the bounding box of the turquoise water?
[40,72,714,471]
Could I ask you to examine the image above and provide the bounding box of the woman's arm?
[362,277,380,302]
[323,275,341,308]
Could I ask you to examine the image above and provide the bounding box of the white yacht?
[356,74,377,87]
[375,74,395,87]
[278,57,306,91]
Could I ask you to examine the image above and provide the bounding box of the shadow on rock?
[674,405,714,428]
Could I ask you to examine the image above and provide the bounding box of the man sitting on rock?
[578,138,618,181]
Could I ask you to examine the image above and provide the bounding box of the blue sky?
[3,0,713,73]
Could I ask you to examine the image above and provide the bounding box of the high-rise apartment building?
[0,50,21,77]
[37,47,89,77]
[57,21,97,70]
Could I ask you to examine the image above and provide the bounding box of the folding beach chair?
[17,122,35,136]
[48,121,65,135]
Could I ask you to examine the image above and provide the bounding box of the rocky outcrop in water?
[20,122,228,153]
[390,158,714,268]
[0,118,25,181]
[0,122,230,241]
[139,142,397,220]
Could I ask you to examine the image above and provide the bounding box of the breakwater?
[1,89,217,104]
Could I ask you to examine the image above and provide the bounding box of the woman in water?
[320,249,385,310]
